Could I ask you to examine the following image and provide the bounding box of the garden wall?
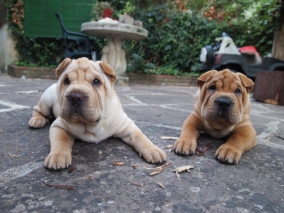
[126,73,198,86]
[7,65,198,86]
[8,65,57,79]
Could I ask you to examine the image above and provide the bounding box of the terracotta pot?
[103,8,113,18]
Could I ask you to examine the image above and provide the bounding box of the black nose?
[215,97,233,111]
[68,92,86,106]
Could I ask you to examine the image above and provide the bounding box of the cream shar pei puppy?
[29,57,166,170]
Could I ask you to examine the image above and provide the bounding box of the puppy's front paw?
[215,144,241,164]
[44,151,72,170]
[173,137,197,155]
[28,115,49,129]
[140,145,167,164]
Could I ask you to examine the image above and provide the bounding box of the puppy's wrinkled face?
[197,70,252,126]
[56,58,112,124]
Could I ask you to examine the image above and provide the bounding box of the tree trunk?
[0,2,6,28]
[272,24,284,60]
[272,2,284,60]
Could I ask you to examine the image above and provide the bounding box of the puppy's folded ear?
[56,58,72,78]
[197,70,218,87]
[100,61,116,84]
[239,74,254,93]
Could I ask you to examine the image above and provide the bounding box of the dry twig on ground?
[149,161,173,176]
[113,161,125,166]
[161,136,179,140]
[42,182,76,190]
[130,182,143,187]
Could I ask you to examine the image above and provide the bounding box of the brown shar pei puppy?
[173,69,256,164]
[29,57,166,170]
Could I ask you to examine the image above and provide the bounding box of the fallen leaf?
[161,136,179,140]
[150,161,173,176]
[113,161,125,166]
[8,152,17,159]
[42,182,76,190]
[158,182,165,189]
[130,182,143,187]
[68,166,76,174]
[196,143,212,156]
[173,165,194,173]
[173,165,194,183]
[131,164,137,170]
[165,145,173,149]
[88,175,93,180]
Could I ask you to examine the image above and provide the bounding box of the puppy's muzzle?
[67,92,86,107]
[215,97,234,111]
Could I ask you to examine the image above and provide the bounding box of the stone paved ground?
[0,73,284,213]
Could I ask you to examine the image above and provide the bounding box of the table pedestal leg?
[101,34,127,77]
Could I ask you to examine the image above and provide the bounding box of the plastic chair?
[55,12,92,59]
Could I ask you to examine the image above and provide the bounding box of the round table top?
[81,21,148,40]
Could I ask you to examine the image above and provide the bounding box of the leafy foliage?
[4,0,284,73]
[124,1,282,74]
[5,0,104,67]
[127,53,156,73]
[124,7,233,72]
[91,1,113,21]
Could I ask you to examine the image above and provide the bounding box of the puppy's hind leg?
[28,84,56,128]
[28,105,50,128]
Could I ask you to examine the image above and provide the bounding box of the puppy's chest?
[74,126,111,144]
[204,122,234,138]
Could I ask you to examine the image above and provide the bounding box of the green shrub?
[5,0,280,73]
[127,53,156,73]
[125,4,276,74]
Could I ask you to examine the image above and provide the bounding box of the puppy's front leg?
[116,122,166,164]
[173,114,202,155]
[215,124,256,164]
[44,126,74,170]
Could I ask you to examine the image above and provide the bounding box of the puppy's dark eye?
[209,85,216,91]
[64,77,70,85]
[235,88,241,94]
[92,78,101,86]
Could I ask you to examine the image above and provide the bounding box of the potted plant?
[119,1,136,25]
[91,1,114,21]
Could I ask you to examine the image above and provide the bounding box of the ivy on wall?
[4,0,103,67]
